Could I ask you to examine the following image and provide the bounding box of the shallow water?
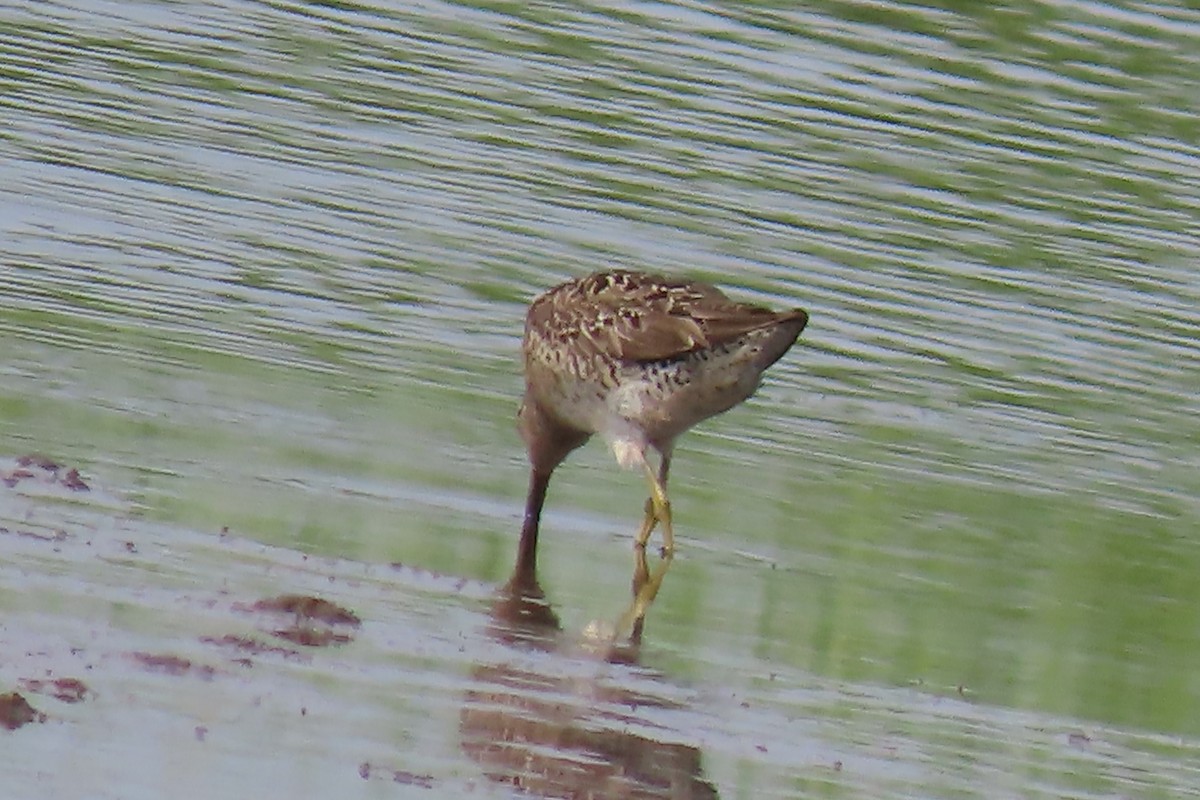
[2,1,1199,797]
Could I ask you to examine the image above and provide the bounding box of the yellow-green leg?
[634,453,674,555]
[614,546,674,642]
[613,451,675,642]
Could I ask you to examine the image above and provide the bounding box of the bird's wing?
[528,271,801,364]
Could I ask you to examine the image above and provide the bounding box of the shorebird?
[513,270,808,591]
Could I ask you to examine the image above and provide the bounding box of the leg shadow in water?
[460,568,718,799]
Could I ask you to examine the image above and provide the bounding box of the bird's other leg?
[634,449,674,555]
[614,449,674,643]
[617,545,674,643]
[633,497,656,551]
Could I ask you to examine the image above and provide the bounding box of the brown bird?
[513,270,808,594]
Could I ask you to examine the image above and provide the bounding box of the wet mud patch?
[358,762,436,788]
[2,454,90,492]
[0,692,46,730]
[199,634,310,664]
[1,525,69,544]
[18,677,89,704]
[130,652,217,680]
[234,594,361,647]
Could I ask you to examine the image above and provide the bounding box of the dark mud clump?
[61,468,89,491]
[248,595,361,626]
[0,693,46,730]
[235,594,361,647]
[16,454,60,470]
[3,455,90,492]
[130,652,217,680]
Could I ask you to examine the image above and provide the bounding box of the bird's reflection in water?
[460,567,718,799]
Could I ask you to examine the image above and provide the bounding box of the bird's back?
[521,271,807,446]
[524,270,806,363]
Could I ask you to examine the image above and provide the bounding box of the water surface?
[2,1,1199,797]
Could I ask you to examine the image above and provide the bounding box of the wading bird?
[514,270,808,625]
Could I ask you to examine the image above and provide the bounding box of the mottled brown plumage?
[514,270,808,595]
